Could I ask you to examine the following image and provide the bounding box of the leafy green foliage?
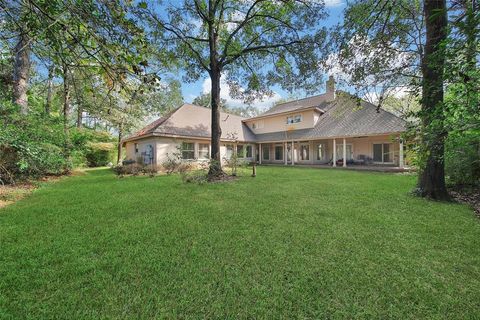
[85,142,115,167]
[191,92,260,117]
[0,103,116,182]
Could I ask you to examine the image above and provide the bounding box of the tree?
[137,0,328,179]
[333,0,453,199]
[192,92,227,108]
[192,92,261,117]
[417,0,449,199]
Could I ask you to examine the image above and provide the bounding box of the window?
[275,145,284,161]
[245,145,253,158]
[262,145,270,160]
[286,114,302,124]
[300,143,309,160]
[134,143,138,154]
[198,143,209,159]
[317,144,326,160]
[336,144,353,160]
[181,142,195,159]
[225,145,234,159]
[373,143,392,163]
[250,121,263,129]
[237,145,244,158]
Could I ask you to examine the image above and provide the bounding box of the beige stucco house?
[122,78,407,168]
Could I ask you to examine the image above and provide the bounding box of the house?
[122,77,407,168]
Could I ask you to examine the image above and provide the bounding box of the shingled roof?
[258,91,335,117]
[253,91,406,142]
[124,92,406,144]
[123,104,256,143]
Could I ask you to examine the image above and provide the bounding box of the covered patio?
[255,134,406,169]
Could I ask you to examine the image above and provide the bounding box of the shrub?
[71,150,87,168]
[85,142,115,167]
[112,163,156,177]
[445,133,480,186]
[141,164,161,177]
[162,151,182,174]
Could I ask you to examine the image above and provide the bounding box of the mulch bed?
[449,187,480,218]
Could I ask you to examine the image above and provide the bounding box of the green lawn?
[1,167,479,319]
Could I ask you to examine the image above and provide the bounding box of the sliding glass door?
[373,143,392,163]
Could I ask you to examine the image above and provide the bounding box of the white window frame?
[262,144,270,160]
[237,145,245,158]
[316,143,326,161]
[274,144,284,161]
[225,144,234,159]
[372,143,394,164]
[134,143,139,154]
[335,143,353,161]
[181,142,195,160]
[299,142,310,161]
[286,114,302,124]
[198,143,209,160]
[245,145,253,158]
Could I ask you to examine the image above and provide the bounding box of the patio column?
[333,139,336,167]
[399,138,404,168]
[259,144,262,164]
[291,141,295,166]
[343,138,347,167]
[284,142,288,165]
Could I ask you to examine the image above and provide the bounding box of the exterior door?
[373,143,392,163]
[336,144,353,160]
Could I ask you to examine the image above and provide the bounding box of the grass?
[0,167,479,319]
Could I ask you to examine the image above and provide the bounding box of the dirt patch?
[449,187,480,218]
[0,183,37,209]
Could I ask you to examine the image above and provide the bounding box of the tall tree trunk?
[208,68,223,177]
[45,64,54,116]
[12,32,30,114]
[117,123,123,164]
[62,65,72,170]
[63,65,70,131]
[76,107,83,128]
[207,7,224,178]
[417,0,449,200]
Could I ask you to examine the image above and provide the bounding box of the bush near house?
[85,142,115,167]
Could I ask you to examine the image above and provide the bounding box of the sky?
[181,0,347,112]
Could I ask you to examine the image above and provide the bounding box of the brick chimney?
[326,75,335,100]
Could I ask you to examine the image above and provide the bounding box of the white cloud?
[201,77,282,110]
[324,0,344,7]
[362,86,411,104]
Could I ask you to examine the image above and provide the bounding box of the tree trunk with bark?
[76,107,83,128]
[12,32,30,114]
[45,64,54,116]
[207,8,225,179]
[63,65,70,132]
[417,0,449,200]
[62,65,72,169]
[117,123,123,164]
[208,68,223,177]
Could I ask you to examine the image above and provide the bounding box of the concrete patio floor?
[259,163,413,173]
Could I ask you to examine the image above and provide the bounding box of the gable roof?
[259,92,335,117]
[124,92,407,144]
[123,104,256,143]
[253,91,407,142]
